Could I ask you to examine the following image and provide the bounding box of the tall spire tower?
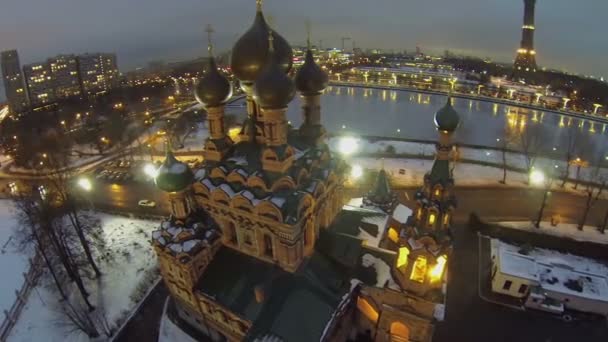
[514,0,537,73]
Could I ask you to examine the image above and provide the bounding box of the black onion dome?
[295,49,328,95]
[253,41,296,109]
[155,150,194,192]
[434,97,460,132]
[195,58,233,107]
[230,9,293,83]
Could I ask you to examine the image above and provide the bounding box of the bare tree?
[519,123,547,178]
[560,129,593,188]
[45,155,102,278]
[534,172,556,228]
[496,125,519,184]
[578,181,605,231]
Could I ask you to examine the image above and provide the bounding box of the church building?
[151,2,460,341]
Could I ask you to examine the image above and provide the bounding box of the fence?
[0,252,43,342]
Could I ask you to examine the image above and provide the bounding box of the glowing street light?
[350,164,363,179]
[593,103,603,115]
[77,177,92,192]
[530,169,545,186]
[143,163,159,178]
[337,136,359,155]
[562,97,571,110]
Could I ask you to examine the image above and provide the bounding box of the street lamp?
[530,169,554,228]
[569,157,589,189]
[337,136,359,156]
[350,164,363,180]
[593,103,603,115]
[143,163,158,178]
[77,177,92,192]
[562,97,571,110]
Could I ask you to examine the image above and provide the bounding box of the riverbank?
[328,81,608,124]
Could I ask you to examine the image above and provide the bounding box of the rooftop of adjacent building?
[494,239,608,302]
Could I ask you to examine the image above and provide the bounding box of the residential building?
[1,50,29,112]
[78,53,119,96]
[48,54,81,98]
[23,62,55,107]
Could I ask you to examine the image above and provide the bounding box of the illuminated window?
[443,214,450,225]
[390,322,410,340]
[429,255,447,282]
[388,228,399,243]
[397,247,409,268]
[428,213,436,226]
[434,189,441,197]
[416,208,422,219]
[356,297,378,323]
[410,255,427,283]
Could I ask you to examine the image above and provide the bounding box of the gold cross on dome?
[205,24,214,57]
[268,29,275,52]
[256,0,263,11]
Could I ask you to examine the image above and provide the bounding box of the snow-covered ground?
[498,221,608,245]
[9,213,159,342]
[0,201,29,317]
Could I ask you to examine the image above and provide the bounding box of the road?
[84,181,608,227]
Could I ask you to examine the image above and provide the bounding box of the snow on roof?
[194,168,207,180]
[270,196,286,208]
[537,263,608,302]
[182,240,202,253]
[201,178,217,190]
[499,249,538,281]
[236,168,249,177]
[495,239,608,302]
[227,156,247,165]
[219,183,236,197]
[392,204,413,224]
[433,304,445,322]
[361,253,400,290]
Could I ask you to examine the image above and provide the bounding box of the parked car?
[138,199,156,208]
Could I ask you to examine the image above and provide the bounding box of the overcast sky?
[0,0,606,76]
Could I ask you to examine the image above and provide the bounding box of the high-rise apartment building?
[23,62,55,107]
[1,50,29,112]
[78,53,119,96]
[48,55,81,99]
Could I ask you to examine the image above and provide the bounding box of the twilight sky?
[0,0,606,76]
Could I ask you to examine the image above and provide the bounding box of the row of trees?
[12,156,112,338]
[494,123,608,233]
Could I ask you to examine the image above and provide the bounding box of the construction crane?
[341,37,351,52]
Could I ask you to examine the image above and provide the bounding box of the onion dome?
[295,49,328,96]
[253,32,295,109]
[195,58,232,107]
[434,97,460,132]
[230,2,293,84]
[155,148,194,193]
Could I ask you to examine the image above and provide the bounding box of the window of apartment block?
[503,280,513,290]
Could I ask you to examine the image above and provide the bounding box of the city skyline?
[0,0,606,77]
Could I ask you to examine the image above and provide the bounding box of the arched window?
[263,234,273,258]
[226,222,237,245]
[390,322,410,340]
[356,297,378,323]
